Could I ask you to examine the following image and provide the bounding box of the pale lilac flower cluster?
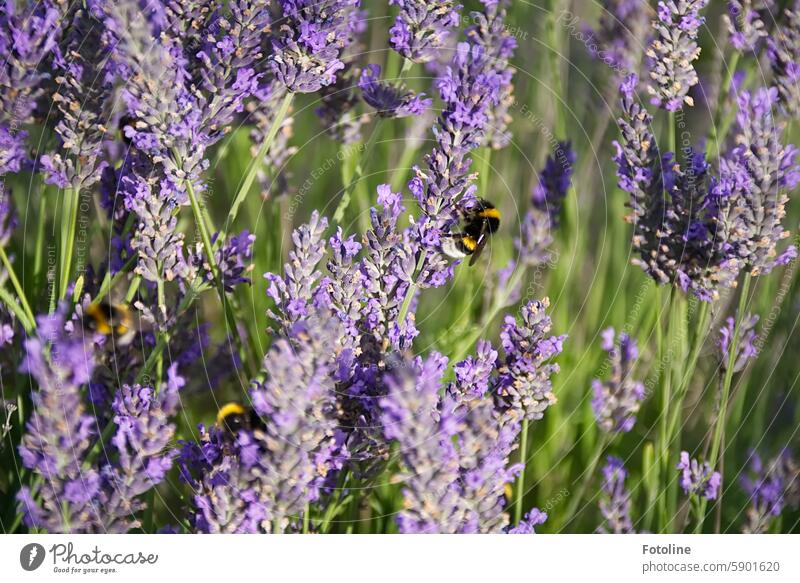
[17,306,181,532]
[741,450,800,533]
[614,75,738,300]
[767,2,800,117]
[381,298,563,533]
[409,40,505,286]
[646,0,709,111]
[0,0,64,176]
[585,0,650,76]
[466,0,517,149]
[591,328,645,434]
[40,7,113,191]
[358,64,432,118]
[719,312,759,373]
[389,0,462,64]
[597,456,635,533]
[725,0,774,53]
[184,316,344,533]
[715,88,799,275]
[270,0,361,93]
[677,451,721,501]
[493,298,566,422]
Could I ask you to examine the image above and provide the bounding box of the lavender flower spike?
[719,312,759,373]
[767,2,800,118]
[389,0,462,64]
[17,308,99,532]
[716,88,800,276]
[741,450,800,533]
[531,141,576,228]
[99,379,181,533]
[0,0,64,176]
[358,64,432,118]
[466,0,518,150]
[494,298,566,422]
[597,456,635,533]
[677,451,721,501]
[725,1,773,53]
[271,0,360,93]
[585,0,650,76]
[646,0,709,111]
[592,328,645,434]
[380,353,463,533]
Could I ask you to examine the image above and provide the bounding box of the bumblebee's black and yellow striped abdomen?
[216,402,265,439]
[83,301,136,345]
[442,199,501,263]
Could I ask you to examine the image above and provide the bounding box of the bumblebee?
[83,301,137,346]
[441,198,501,266]
[216,402,266,440]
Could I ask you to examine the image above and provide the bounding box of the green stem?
[709,272,752,467]
[513,419,529,525]
[59,187,81,300]
[0,245,36,326]
[561,434,609,530]
[0,286,34,333]
[397,251,428,326]
[225,92,293,236]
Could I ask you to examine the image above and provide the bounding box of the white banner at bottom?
[1,534,798,582]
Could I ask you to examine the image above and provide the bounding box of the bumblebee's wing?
[468,221,490,266]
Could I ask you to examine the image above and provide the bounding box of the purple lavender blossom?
[716,88,799,275]
[126,174,194,284]
[767,2,800,117]
[597,456,635,533]
[264,211,329,331]
[381,352,524,533]
[677,451,721,500]
[270,0,360,93]
[584,0,650,76]
[741,450,800,532]
[358,64,432,118]
[452,340,498,399]
[466,0,517,149]
[409,41,504,287]
[17,307,99,532]
[197,231,255,293]
[725,0,774,53]
[187,315,344,533]
[0,184,16,247]
[614,75,739,300]
[592,328,645,434]
[99,377,181,532]
[494,299,566,422]
[0,1,64,175]
[389,0,462,64]
[39,8,112,191]
[646,0,709,111]
[506,509,547,533]
[719,312,759,373]
[532,141,576,227]
[516,208,555,268]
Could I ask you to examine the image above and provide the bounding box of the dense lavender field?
[0,0,798,535]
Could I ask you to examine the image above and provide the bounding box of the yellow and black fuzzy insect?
[442,198,501,266]
[83,301,137,346]
[216,402,266,440]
